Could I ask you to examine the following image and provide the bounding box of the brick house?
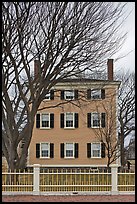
[28,59,120,167]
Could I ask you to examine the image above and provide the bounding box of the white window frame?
[40,113,50,129]
[64,112,75,128]
[91,112,101,128]
[65,143,75,158]
[40,142,50,158]
[91,89,101,99]
[91,142,101,158]
[64,90,75,100]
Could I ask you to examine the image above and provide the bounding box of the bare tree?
[2,2,128,170]
[117,71,135,166]
[92,94,121,167]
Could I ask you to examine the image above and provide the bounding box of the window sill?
[40,127,51,130]
[64,127,76,130]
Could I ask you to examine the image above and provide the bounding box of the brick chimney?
[107,59,113,81]
[34,60,41,79]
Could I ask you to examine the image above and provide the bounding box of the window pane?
[66,113,73,120]
[41,143,48,150]
[66,143,73,150]
[42,114,49,121]
[92,150,100,157]
[92,143,100,150]
[41,150,48,157]
[66,150,73,157]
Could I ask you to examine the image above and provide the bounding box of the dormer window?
[87,89,105,100]
[91,89,101,99]
[44,90,54,100]
[65,90,75,100]
[61,90,78,100]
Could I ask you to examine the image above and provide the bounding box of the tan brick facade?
[28,79,120,167]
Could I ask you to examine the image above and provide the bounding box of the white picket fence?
[2,164,135,195]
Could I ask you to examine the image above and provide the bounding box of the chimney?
[34,60,41,79]
[107,59,113,80]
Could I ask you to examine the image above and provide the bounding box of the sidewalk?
[2,195,135,202]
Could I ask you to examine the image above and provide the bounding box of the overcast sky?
[113,2,135,74]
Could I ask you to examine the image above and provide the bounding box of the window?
[87,89,105,100]
[65,113,74,128]
[87,142,105,158]
[65,90,75,100]
[61,90,78,100]
[92,113,100,127]
[36,143,54,158]
[87,113,106,128]
[36,113,54,129]
[65,143,74,158]
[41,143,49,157]
[60,143,78,158]
[45,92,50,100]
[91,89,101,99]
[60,113,79,128]
[41,113,50,128]
[91,143,101,158]
[44,90,54,100]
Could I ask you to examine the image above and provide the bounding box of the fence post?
[110,164,119,195]
[33,164,40,195]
